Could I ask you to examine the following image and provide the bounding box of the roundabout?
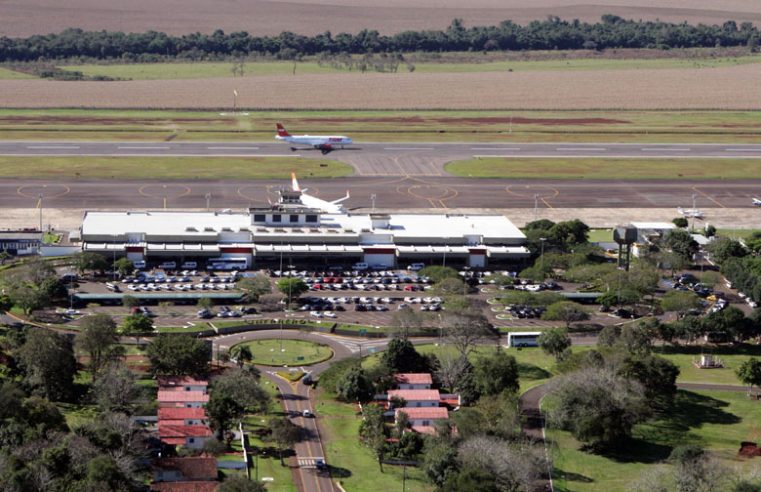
[232,338,333,366]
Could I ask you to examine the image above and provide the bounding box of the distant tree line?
[1,16,759,62]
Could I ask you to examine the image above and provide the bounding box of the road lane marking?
[26,145,80,149]
[470,147,521,151]
[725,148,760,152]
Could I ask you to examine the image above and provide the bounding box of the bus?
[506,331,542,348]
[207,257,249,271]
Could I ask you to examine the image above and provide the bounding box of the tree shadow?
[518,362,551,380]
[327,465,352,478]
[553,468,594,484]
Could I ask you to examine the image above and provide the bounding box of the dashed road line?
[26,145,80,149]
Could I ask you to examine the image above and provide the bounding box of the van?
[352,262,369,271]
[133,260,146,269]
[408,263,425,271]
[181,261,197,269]
[159,261,177,270]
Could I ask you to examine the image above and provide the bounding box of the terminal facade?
[80,188,529,269]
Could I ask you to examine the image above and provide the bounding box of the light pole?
[370,193,376,212]
[233,89,238,114]
[539,237,547,280]
[691,193,697,232]
[113,234,117,281]
[442,238,448,267]
[38,193,43,234]
[533,194,538,221]
[205,193,211,212]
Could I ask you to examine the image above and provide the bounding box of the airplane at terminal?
[275,123,352,154]
[290,173,349,213]
[753,198,761,207]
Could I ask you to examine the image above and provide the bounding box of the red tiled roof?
[410,425,438,435]
[395,407,449,420]
[158,425,213,438]
[154,456,218,481]
[387,389,440,401]
[158,391,209,403]
[159,407,207,421]
[150,482,219,492]
[162,437,188,445]
[157,376,209,387]
[393,373,433,385]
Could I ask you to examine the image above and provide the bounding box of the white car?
[310,311,323,318]
[323,311,337,318]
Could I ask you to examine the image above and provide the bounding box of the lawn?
[587,229,614,243]
[655,344,761,386]
[59,55,761,80]
[444,158,761,180]
[0,67,34,79]
[1,108,760,143]
[0,156,351,180]
[716,229,761,240]
[315,389,433,492]
[238,380,298,491]
[549,389,761,491]
[233,339,333,366]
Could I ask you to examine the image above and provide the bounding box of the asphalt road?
[4,176,760,210]
[3,140,761,177]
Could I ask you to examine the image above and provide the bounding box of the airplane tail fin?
[276,123,290,137]
[291,172,301,192]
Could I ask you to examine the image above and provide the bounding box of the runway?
[3,140,761,176]
[4,176,760,210]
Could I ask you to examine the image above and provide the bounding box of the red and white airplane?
[290,173,349,213]
[275,123,352,154]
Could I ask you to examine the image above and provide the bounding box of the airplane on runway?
[753,198,761,207]
[275,123,352,154]
[289,173,349,213]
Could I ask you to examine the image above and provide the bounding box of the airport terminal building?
[81,189,529,269]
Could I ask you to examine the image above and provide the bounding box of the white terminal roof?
[630,222,676,230]
[82,211,525,242]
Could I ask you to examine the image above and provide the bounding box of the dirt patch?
[300,116,630,126]
[0,116,233,126]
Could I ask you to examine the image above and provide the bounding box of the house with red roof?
[157,376,209,394]
[395,407,449,429]
[150,482,219,492]
[158,407,208,426]
[158,424,213,449]
[153,456,218,483]
[393,373,433,389]
[158,390,209,408]
[387,389,441,408]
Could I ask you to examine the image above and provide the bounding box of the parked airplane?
[753,198,761,206]
[275,123,352,154]
[291,173,349,213]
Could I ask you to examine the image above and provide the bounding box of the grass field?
[3,63,761,109]
[233,339,333,366]
[0,156,351,180]
[445,157,761,180]
[550,389,761,491]
[1,108,760,143]
[0,67,33,79]
[59,55,761,80]
[653,344,761,386]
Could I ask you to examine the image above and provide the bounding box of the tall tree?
[359,404,387,472]
[212,367,269,413]
[270,418,302,465]
[229,345,253,367]
[538,327,572,361]
[92,364,138,412]
[736,358,761,396]
[381,337,428,373]
[76,313,123,379]
[541,301,588,329]
[207,393,244,440]
[120,313,154,345]
[146,334,210,376]
[276,278,308,305]
[237,275,272,303]
[473,350,519,396]
[16,329,77,401]
[661,290,701,319]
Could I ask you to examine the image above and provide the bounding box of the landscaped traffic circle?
[233,339,334,366]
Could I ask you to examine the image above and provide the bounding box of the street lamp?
[205,192,211,212]
[539,237,547,279]
[38,193,43,234]
[370,193,376,212]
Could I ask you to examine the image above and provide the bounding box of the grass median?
[0,156,351,180]
[445,157,761,180]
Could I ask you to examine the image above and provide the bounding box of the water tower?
[613,225,637,271]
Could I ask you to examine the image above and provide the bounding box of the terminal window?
[272,214,282,223]
[253,214,265,222]
[306,215,318,223]
[290,214,299,223]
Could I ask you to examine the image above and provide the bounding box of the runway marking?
[541,197,554,209]
[26,145,79,149]
[383,147,435,151]
[555,147,606,151]
[17,184,71,200]
[641,148,691,151]
[692,186,726,208]
[206,146,260,150]
[505,185,560,201]
[725,148,760,152]
[116,146,171,150]
[470,147,521,151]
[138,184,191,209]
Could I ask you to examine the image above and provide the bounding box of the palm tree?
[230,345,253,367]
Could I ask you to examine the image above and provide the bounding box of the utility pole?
[370,193,376,212]
[232,89,238,114]
[38,193,43,234]
[205,193,211,212]
[533,194,538,222]
[539,237,547,279]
